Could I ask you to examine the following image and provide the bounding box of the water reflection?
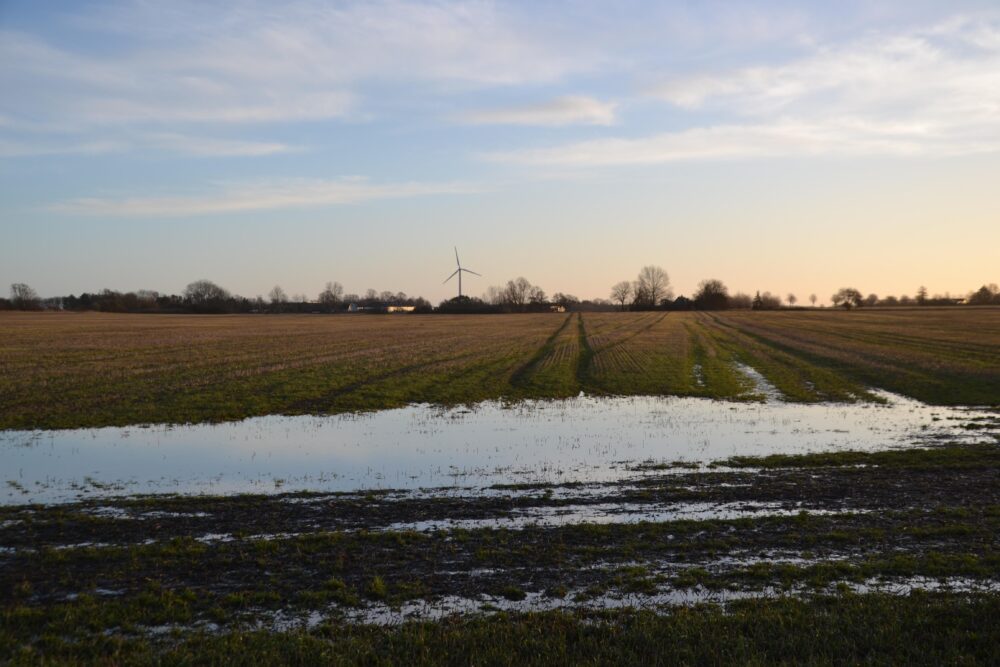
[1,392,994,504]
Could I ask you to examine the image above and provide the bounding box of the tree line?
[0,281,432,314]
[3,278,998,314]
[602,270,1000,312]
[439,276,616,314]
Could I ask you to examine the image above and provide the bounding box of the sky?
[1,0,999,305]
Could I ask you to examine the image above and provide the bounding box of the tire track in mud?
[697,312,860,402]
[700,312,911,401]
[590,312,669,355]
[582,313,670,391]
[509,313,575,391]
[289,350,483,412]
[576,313,595,390]
[682,318,754,399]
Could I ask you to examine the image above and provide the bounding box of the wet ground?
[2,382,999,659]
[3,439,999,632]
[2,391,994,504]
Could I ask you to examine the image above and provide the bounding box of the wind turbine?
[443,246,481,298]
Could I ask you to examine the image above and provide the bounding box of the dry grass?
[1,307,997,429]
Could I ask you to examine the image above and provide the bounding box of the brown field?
[1,308,998,429]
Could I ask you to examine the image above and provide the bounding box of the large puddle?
[1,392,994,504]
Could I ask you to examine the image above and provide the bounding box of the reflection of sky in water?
[1,392,994,504]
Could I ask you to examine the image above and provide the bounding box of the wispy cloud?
[491,17,1000,167]
[0,1,604,131]
[51,178,481,217]
[0,132,296,158]
[0,139,127,158]
[141,134,297,157]
[649,19,1000,115]
[0,1,619,158]
[0,30,357,128]
[459,96,616,126]
[486,119,998,167]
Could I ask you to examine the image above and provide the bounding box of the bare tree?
[183,280,230,312]
[634,265,671,309]
[318,281,343,310]
[9,283,41,310]
[809,294,817,307]
[730,293,752,309]
[631,280,645,307]
[693,279,729,310]
[916,286,928,305]
[503,277,533,311]
[483,285,504,306]
[968,284,1000,305]
[269,285,288,313]
[787,293,797,307]
[752,291,782,310]
[831,288,863,309]
[610,281,631,311]
[528,286,547,305]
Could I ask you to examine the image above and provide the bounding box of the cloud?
[486,119,1000,167]
[0,30,357,127]
[0,139,127,158]
[0,1,604,131]
[51,178,481,217]
[648,26,995,115]
[0,1,618,159]
[140,134,297,157]
[459,96,617,126]
[492,17,1000,167]
[0,132,295,158]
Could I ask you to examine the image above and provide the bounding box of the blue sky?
[2,0,999,304]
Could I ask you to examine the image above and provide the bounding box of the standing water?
[1,392,994,504]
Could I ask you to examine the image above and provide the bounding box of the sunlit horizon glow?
[1,1,998,306]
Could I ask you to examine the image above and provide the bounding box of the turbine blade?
[443,269,460,284]
[454,246,462,269]
[462,269,482,277]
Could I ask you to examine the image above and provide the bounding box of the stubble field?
[1,308,998,430]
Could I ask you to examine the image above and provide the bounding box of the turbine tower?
[443,246,481,298]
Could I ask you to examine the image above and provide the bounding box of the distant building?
[549,304,566,313]
[347,302,415,313]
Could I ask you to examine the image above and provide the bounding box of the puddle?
[733,362,784,401]
[263,576,1000,628]
[383,502,858,532]
[1,393,995,504]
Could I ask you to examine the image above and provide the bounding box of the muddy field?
[3,441,1000,662]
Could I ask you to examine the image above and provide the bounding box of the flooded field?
[2,392,993,504]
[2,315,998,662]
[2,389,999,662]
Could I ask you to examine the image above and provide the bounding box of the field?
[1,308,998,430]
[2,308,1000,663]
[3,443,1000,663]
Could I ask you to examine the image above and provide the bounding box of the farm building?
[347,303,415,313]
